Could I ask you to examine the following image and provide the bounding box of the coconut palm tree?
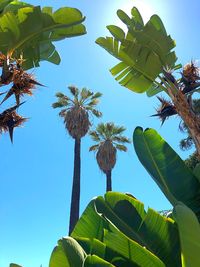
[52,86,102,234]
[89,122,130,192]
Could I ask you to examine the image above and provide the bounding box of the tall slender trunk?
[69,138,81,235]
[168,89,200,156]
[106,170,112,192]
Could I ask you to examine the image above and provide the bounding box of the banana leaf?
[72,192,180,267]
[84,255,116,267]
[0,3,86,69]
[173,202,200,267]
[96,7,177,93]
[49,237,86,267]
[133,127,200,220]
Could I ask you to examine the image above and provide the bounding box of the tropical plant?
[89,122,130,192]
[0,0,86,142]
[96,7,200,156]
[50,192,181,267]
[0,1,86,69]
[52,86,102,234]
[48,127,200,267]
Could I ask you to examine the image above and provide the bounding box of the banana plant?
[48,126,200,267]
[49,192,181,267]
[173,202,200,267]
[0,1,86,69]
[133,127,200,220]
[96,6,200,157]
[13,130,200,266]
[96,7,177,94]
[0,1,86,142]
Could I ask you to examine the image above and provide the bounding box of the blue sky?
[1,0,200,266]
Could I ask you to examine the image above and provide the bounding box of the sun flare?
[111,0,155,30]
[122,0,155,22]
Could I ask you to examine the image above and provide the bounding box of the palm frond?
[180,137,194,151]
[115,144,128,152]
[112,135,131,144]
[89,130,101,142]
[112,125,126,135]
[96,123,107,136]
[91,109,102,118]
[68,85,79,97]
[59,109,67,117]
[53,86,102,139]
[89,144,99,151]
[55,92,65,98]
[80,88,93,101]
[52,97,70,108]
[94,122,129,143]
[87,98,100,107]
[52,102,65,109]
[91,92,103,99]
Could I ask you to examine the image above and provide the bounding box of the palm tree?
[52,86,102,234]
[89,122,130,192]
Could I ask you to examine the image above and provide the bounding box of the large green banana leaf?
[49,237,86,267]
[0,0,13,13]
[84,255,116,267]
[173,203,200,267]
[71,192,180,267]
[0,2,86,69]
[0,0,31,13]
[96,7,176,93]
[133,127,200,220]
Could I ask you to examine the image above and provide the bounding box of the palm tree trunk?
[69,138,81,235]
[168,89,200,157]
[106,170,112,192]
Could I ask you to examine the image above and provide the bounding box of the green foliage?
[133,127,200,220]
[69,192,181,267]
[52,86,102,119]
[0,1,86,69]
[185,152,200,170]
[173,203,200,267]
[0,0,13,13]
[89,122,130,150]
[49,237,86,267]
[84,255,116,266]
[96,7,177,93]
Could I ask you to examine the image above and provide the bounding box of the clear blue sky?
[1,0,200,266]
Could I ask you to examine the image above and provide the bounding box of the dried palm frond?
[179,62,200,94]
[61,106,90,139]
[0,110,27,142]
[183,61,200,83]
[151,96,177,125]
[96,140,117,173]
[1,69,44,105]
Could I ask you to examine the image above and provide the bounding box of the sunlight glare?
[112,0,155,30]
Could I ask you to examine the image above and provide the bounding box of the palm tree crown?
[89,122,130,173]
[52,86,102,138]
